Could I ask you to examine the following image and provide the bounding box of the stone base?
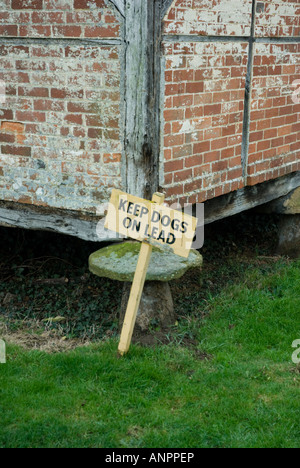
[277,214,300,258]
[120,281,176,335]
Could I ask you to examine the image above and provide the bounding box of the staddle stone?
[277,214,300,258]
[89,241,203,282]
[89,241,203,337]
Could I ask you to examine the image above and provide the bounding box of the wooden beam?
[161,0,174,18]
[0,173,299,239]
[0,201,117,243]
[108,0,125,17]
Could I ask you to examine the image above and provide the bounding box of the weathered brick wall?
[0,0,122,213]
[162,0,300,204]
[163,41,248,204]
[248,43,300,186]
[0,0,299,217]
[0,0,120,38]
[255,1,300,37]
[164,0,253,37]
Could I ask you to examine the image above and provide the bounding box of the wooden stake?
[118,192,165,356]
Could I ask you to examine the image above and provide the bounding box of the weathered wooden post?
[123,0,173,199]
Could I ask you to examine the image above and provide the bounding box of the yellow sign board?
[105,189,197,258]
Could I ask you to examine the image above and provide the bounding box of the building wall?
[163,0,253,37]
[0,0,123,213]
[248,42,300,186]
[161,0,300,204]
[162,41,248,204]
[0,0,299,219]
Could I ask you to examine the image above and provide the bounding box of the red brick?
[271,137,284,148]
[204,104,221,116]
[53,26,82,38]
[1,145,31,157]
[211,137,228,151]
[227,168,242,180]
[65,114,83,125]
[165,159,183,173]
[1,122,25,134]
[185,155,202,168]
[264,128,278,140]
[186,82,204,94]
[165,83,185,96]
[222,125,237,137]
[103,153,121,164]
[74,0,105,8]
[203,151,219,164]
[173,69,194,82]
[34,100,65,112]
[165,185,183,198]
[212,160,228,172]
[221,147,235,159]
[0,133,15,143]
[164,109,184,122]
[257,140,271,151]
[0,25,18,36]
[249,131,264,143]
[15,111,45,123]
[86,114,102,127]
[19,26,51,37]
[68,102,95,113]
[193,141,210,154]
[173,145,192,159]
[164,134,184,147]
[173,95,193,108]
[88,128,102,139]
[184,179,202,193]
[0,110,13,121]
[174,169,192,182]
[185,106,203,119]
[51,88,84,99]
[85,26,119,38]
[19,87,49,98]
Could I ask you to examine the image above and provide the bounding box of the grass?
[0,257,299,448]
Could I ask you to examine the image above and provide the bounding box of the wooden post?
[118,192,165,356]
[124,0,162,200]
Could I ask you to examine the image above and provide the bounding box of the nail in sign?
[105,189,197,258]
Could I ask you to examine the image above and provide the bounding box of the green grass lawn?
[0,259,299,448]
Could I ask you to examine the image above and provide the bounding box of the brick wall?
[255,1,300,37]
[0,0,120,39]
[162,0,300,204]
[164,0,253,37]
[248,42,300,186]
[0,0,122,213]
[0,0,299,216]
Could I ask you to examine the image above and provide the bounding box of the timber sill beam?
[0,173,299,240]
[203,172,300,225]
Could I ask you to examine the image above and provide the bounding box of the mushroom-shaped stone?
[89,241,203,335]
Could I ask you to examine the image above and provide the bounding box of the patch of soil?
[0,322,90,353]
[131,327,212,360]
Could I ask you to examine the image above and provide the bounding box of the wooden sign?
[104,190,198,356]
[105,189,197,258]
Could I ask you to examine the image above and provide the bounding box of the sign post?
[118,193,164,356]
[104,189,198,356]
